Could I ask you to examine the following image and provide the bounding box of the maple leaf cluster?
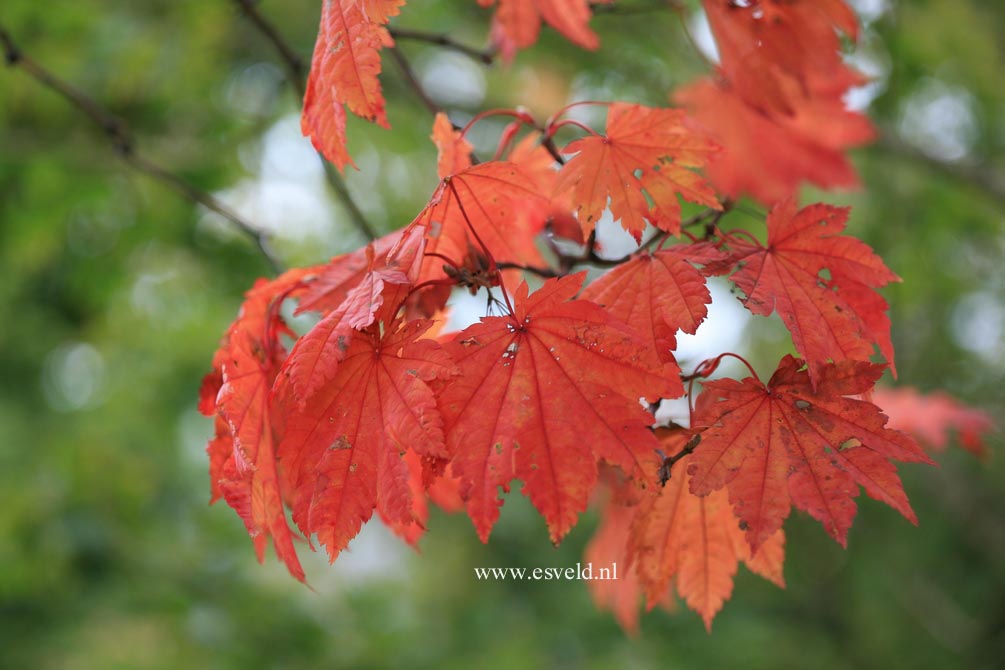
[200,0,993,632]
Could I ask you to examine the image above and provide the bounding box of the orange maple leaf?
[555,103,720,241]
[301,0,404,170]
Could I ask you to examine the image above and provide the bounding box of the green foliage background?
[1,1,1003,668]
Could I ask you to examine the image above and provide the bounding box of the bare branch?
[1,24,284,273]
[387,44,442,117]
[388,27,496,65]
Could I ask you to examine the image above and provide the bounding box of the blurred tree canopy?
[1,1,1003,668]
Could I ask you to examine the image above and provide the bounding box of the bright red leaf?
[874,386,996,459]
[724,197,898,382]
[555,103,721,241]
[412,159,549,299]
[436,273,682,544]
[302,0,404,171]
[581,242,725,362]
[688,355,932,551]
[675,79,874,205]
[702,0,862,116]
[200,268,315,582]
[276,316,457,562]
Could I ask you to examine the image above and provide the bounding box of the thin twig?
[388,27,496,65]
[232,0,307,99]
[229,1,377,241]
[594,1,682,17]
[387,44,441,117]
[658,433,700,485]
[0,25,284,273]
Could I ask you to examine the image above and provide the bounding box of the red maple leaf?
[554,103,720,241]
[436,273,682,543]
[279,231,425,404]
[724,197,898,382]
[702,0,862,116]
[873,387,996,459]
[674,79,874,205]
[294,229,405,316]
[412,159,549,300]
[199,267,315,582]
[580,242,726,362]
[301,0,404,170]
[479,0,609,57]
[688,355,933,551]
[276,316,457,561]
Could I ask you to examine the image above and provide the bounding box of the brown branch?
[658,433,700,485]
[388,27,496,65]
[387,44,442,117]
[0,24,284,273]
[594,0,681,17]
[232,0,307,100]
[229,1,378,241]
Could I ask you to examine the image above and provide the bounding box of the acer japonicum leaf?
[506,130,583,244]
[279,229,425,404]
[580,241,727,362]
[674,79,874,205]
[200,268,316,582]
[276,316,457,562]
[555,103,721,241]
[436,273,682,544]
[302,0,404,171]
[722,198,898,384]
[431,112,473,180]
[702,0,862,117]
[677,0,873,204]
[479,0,610,59]
[585,429,784,633]
[294,229,405,316]
[688,355,933,552]
[628,429,785,631]
[584,484,645,635]
[873,387,996,459]
[411,159,549,303]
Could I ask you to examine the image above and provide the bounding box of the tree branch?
[658,433,700,485]
[388,27,496,65]
[230,0,378,241]
[387,44,442,117]
[0,24,284,273]
[232,0,307,100]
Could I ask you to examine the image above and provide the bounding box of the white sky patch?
[952,290,1005,366]
[203,113,336,243]
[418,51,487,107]
[688,8,720,64]
[898,79,978,163]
